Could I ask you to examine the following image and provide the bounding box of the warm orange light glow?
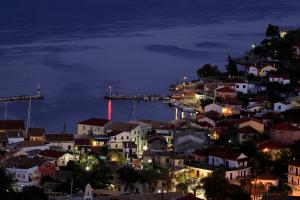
[92,141,97,147]
[222,107,232,116]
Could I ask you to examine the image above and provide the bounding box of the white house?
[238,117,264,133]
[208,148,251,181]
[106,121,150,157]
[274,101,293,113]
[38,149,74,167]
[4,156,41,191]
[5,131,25,144]
[248,66,258,76]
[77,118,111,135]
[109,130,131,150]
[13,141,49,152]
[269,74,290,85]
[204,103,223,114]
[259,65,277,77]
[45,133,74,152]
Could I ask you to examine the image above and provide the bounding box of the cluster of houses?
[1,63,300,199]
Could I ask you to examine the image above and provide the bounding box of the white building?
[13,141,49,152]
[208,149,251,181]
[4,156,40,191]
[106,121,150,157]
[38,149,74,167]
[269,74,290,85]
[204,103,223,114]
[77,118,111,135]
[45,133,74,152]
[274,101,293,113]
[248,66,258,76]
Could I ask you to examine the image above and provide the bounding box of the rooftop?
[78,118,110,126]
[45,133,74,142]
[272,122,300,131]
[38,149,66,159]
[0,120,25,130]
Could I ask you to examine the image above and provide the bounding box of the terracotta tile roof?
[75,138,92,146]
[238,117,263,125]
[45,133,74,142]
[257,171,278,180]
[28,128,45,137]
[147,134,167,143]
[222,78,247,84]
[209,148,246,160]
[193,148,213,157]
[15,141,46,148]
[216,86,235,93]
[106,122,139,132]
[38,149,66,159]
[0,120,25,130]
[4,155,39,169]
[196,121,213,128]
[272,122,300,131]
[177,194,202,200]
[78,118,110,126]
[108,130,123,136]
[256,140,286,150]
[238,126,261,134]
[289,160,300,167]
[204,110,221,121]
[216,119,236,127]
[139,119,174,130]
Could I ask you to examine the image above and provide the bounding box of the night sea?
[1,0,300,132]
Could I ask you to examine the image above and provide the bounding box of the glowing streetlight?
[143,145,148,151]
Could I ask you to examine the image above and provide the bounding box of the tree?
[225,55,238,76]
[202,170,250,200]
[197,64,220,78]
[266,24,280,39]
[0,167,14,194]
[21,186,47,200]
[116,166,141,191]
[141,164,169,192]
[176,183,189,195]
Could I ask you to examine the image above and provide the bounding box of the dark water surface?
[1,0,300,132]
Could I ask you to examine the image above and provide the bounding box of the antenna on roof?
[37,83,41,95]
[63,123,67,133]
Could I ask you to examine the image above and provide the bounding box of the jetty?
[104,94,167,101]
[0,94,44,102]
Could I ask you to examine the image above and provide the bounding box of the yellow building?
[288,160,300,192]
[188,162,213,179]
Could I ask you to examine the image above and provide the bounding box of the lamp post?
[161,182,165,200]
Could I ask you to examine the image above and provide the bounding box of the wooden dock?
[0,95,44,102]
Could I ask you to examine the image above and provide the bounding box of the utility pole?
[25,96,32,138]
[70,178,73,198]
[4,102,7,120]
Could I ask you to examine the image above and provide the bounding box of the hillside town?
[1,25,300,200]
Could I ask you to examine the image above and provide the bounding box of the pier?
[0,94,44,102]
[104,94,167,101]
